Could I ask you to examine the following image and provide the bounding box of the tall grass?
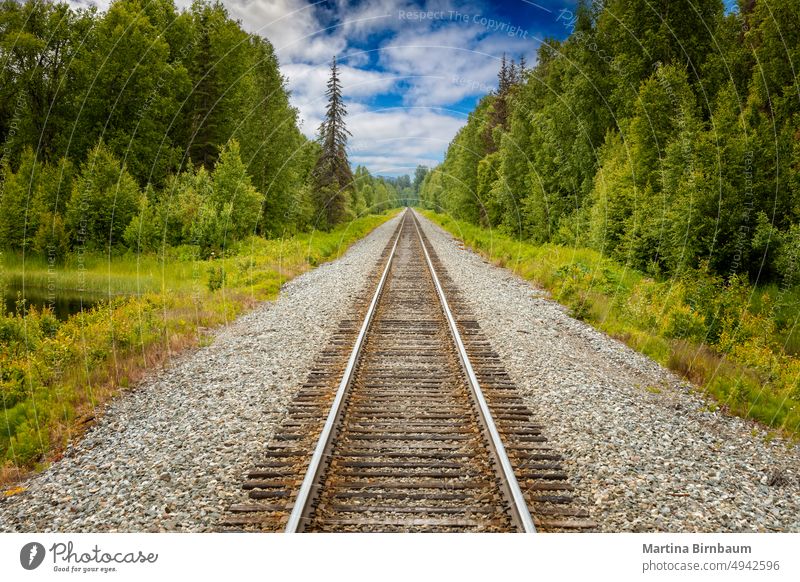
[0,211,399,484]
[422,210,800,439]
[3,249,216,296]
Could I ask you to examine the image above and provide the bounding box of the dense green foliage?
[0,0,400,256]
[421,0,800,433]
[421,0,800,285]
[0,0,310,195]
[352,165,408,216]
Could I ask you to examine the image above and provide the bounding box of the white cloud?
[284,63,398,101]
[283,63,400,139]
[347,108,467,174]
[219,0,346,64]
[68,0,113,10]
[379,17,539,107]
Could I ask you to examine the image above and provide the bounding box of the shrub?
[123,187,168,253]
[207,265,226,291]
[33,212,69,261]
[663,304,706,341]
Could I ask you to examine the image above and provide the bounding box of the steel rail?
[410,210,537,533]
[284,210,408,532]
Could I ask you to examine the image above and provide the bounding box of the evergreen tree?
[485,54,516,149]
[187,5,225,170]
[413,166,429,194]
[65,141,140,250]
[313,56,354,228]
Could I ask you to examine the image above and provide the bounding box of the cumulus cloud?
[283,62,400,137]
[379,14,539,107]
[217,0,347,64]
[347,108,467,175]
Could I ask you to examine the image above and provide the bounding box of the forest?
[0,0,401,257]
[422,0,799,283]
[421,0,800,435]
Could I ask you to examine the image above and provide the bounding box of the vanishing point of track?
[225,210,594,533]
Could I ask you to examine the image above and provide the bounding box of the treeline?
[353,166,407,217]
[0,140,401,258]
[0,0,398,257]
[371,166,429,209]
[421,0,800,286]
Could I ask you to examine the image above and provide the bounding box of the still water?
[2,284,108,320]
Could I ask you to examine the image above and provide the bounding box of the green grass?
[1,251,201,296]
[0,210,399,485]
[421,209,800,439]
[3,213,407,301]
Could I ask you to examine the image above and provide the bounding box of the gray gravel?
[416,213,800,532]
[0,216,401,532]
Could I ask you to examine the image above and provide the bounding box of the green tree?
[123,184,170,253]
[312,56,354,228]
[235,35,310,235]
[0,148,70,251]
[65,141,140,250]
[0,150,37,250]
[0,0,95,162]
[33,211,68,260]
[211,140,263,243]
[413,165,429,195]
[186,1,246,170]
[78,0,190,185]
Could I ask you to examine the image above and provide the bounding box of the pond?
[2,284,109,320]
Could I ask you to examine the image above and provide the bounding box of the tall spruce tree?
[187,8,223,170]
[485,54,523,151]
[313,56,354,228]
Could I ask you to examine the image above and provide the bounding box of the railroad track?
[224,210,593,532]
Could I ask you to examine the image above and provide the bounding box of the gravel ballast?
[0,216,401,532]
[416,213,800,532]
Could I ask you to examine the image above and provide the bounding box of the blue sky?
[69,0,739,176]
